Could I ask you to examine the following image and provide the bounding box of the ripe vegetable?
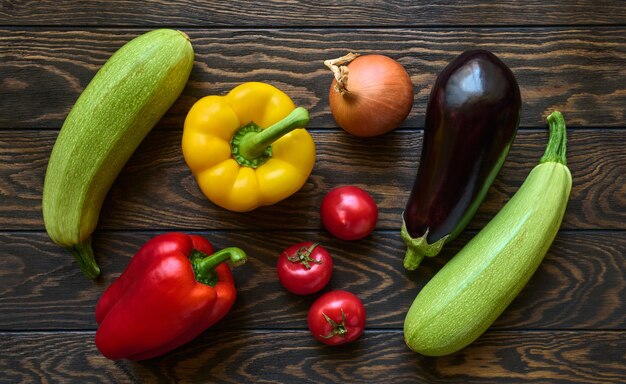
[182,82,315,212]
[320,186,378,240]
[402,49,521,270]
[308,290,366,345]
[95,233,246,360]
[42,29,194,279]
[404,111,572,356]
[277,242,333,295]
[324,52,413,137]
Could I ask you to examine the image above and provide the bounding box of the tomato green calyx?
[190,247,247,286]
[286,242,321,269]
[320,309,348,339]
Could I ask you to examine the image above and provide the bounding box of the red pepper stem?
[191,247,247,286]
[238,107,309,160]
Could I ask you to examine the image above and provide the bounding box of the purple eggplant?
[402,49,521,270]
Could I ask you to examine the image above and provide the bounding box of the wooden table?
[1,1,625,382]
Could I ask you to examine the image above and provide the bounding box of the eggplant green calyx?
[191,247,247,286]
[401,219,449,271]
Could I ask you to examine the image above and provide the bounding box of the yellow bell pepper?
[182,82,316,212]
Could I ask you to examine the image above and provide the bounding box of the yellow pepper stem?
[233,107,309,167]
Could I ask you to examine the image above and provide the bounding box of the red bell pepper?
[94,232,247,360]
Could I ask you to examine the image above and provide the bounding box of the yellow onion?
[325,52,414,137]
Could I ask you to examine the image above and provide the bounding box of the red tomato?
[320,186,378,240]
[277,242,333,295]
[307,290,366,345]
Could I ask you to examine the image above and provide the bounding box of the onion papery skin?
[329,55,413,137]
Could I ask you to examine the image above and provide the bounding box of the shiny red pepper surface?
[95,232,246,360]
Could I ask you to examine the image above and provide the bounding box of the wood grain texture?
[0,330,624,383]
[1,1,625,382]
[1,1,626,27]
[2,129,624,231]
[1,27,625,129]
[1,231,623,331]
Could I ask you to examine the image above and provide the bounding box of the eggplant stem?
[401,219,449,270]
[324,52,360,95]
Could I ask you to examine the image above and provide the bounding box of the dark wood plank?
[1,330,624,383]
[1,231,623,331]
[1,1,623,382]
[1,1,625,27]
[1,27,625,129]
[2,129,624,231]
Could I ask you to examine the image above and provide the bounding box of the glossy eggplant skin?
[402,49,521,270]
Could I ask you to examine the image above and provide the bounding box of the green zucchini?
[404,111,572,356]
[42,29,194,279]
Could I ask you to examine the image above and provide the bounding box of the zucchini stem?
[540,111,567,165]
[70,239,100,279]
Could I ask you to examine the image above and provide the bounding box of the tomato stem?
[287,242,321,269]
[320,308,348,339]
